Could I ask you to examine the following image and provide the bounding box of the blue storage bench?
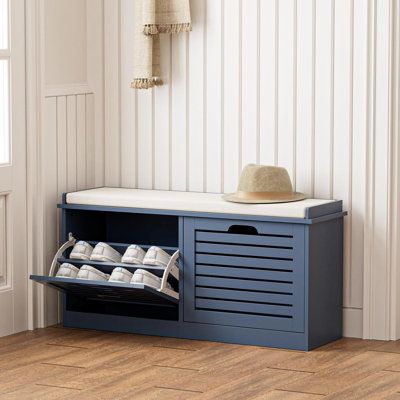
[30,187,346,350]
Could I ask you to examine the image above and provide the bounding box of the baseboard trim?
[343,307,363,338]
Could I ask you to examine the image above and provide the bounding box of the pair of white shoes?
[56,263,110,281]
[56,263,172,291]
[109,267,173,290]
[70,241,175,269]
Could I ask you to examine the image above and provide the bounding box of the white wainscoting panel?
[43,90,96,324]
[100,0,398,339]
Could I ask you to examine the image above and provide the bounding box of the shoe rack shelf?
[31,188,346,350]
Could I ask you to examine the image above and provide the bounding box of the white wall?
[44,0,87,85]
[100,0,400,339]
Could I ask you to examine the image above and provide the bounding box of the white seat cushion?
[121,245,146,264]
[56,263,79,278]
[66,188,336,219]
[90,242,122,263]
[70,241,93,260]
[76,265,110,281]
[109,267,133,283]
[131,268,173,290]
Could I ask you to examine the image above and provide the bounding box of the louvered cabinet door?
[183,218,305,333]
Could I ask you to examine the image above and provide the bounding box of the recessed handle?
[227,225,258,235]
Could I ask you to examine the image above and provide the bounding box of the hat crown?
[237,164,293,193]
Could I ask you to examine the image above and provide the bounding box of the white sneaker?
[70,241,93,260]
[143,246,176,269]
[90,242,122,263]
[121,245,146,264]
[109,267,133,283]
[56,263,79,278]
[76,265,110,281]
[131,269,173,291]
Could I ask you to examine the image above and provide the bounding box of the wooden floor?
[1,327,400,399]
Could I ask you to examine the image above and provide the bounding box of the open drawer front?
[30,275,179,306]
[30,233,180,308]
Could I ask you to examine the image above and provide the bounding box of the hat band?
[236,191,295,201]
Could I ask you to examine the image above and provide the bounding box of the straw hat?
[222,164,306,204]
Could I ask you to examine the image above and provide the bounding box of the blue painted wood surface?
[30,192,345,350]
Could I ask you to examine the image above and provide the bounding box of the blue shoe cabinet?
[31,188,346,350]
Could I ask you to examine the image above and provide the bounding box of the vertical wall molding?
[389,0,400,341]
[26,0,46,330]
[363,0,400,340]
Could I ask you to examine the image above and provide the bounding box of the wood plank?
[56,96,67,200]
[313,0,333,198]
[205,0,223,193]
[333,0,352,308]
[76,95,87,190]
[157,347,301,393]
[43,98,59,326]
[272,338,383,373]
[196,242,293,259]
[193,369,312,400]
[322,371,400,400]
[66,95,77,192]
[104,0,120,187]
[278,351,400,395]
[277,0,295,178]
[369,0,391,340]
[120,0,136,189]
[0,363,81,395]
[154,34,171,190]
[187,0,205,192]
[256,391,323,400]
[373,340,400,354]
[170,33,187,191]
[137,89,153,189]
[196,265,293,283]
[0,384,79,400]
[350,0,368,308]
[295,0,313,196]
[87,0,105,188]
[85,94,95,188]
[259,0,277,166]
[241,0,258,167]
[222,0,240,193]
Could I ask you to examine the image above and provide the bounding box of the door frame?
[26,0,47,330]
[0,0,28,336]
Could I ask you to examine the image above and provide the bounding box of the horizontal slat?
[196,265,293,282]
[187,308,297,331]
[195,298,293,317]
[196,254,294,270]
[196,287,293,304]
[195,276,293,293]
[196,231,294,247]
[194,218,295,235]
[196,242,293,259]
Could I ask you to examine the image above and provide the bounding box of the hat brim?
[222,192,306,204]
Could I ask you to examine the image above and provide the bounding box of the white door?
[0,0,27,336]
